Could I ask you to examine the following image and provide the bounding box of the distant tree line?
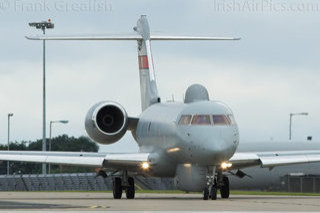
[0,135,99,175]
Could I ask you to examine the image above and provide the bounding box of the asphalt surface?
[0,192,319,211]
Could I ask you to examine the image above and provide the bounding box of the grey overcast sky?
[0,0,319,153]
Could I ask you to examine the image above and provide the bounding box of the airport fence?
[1,173,319,192]
[281,174,320,193]
[0,173,175,191]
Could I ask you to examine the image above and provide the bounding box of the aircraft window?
[212,115,230,125]
[178,115,192,125]
[191,115,211,125]
[228,115,236,125]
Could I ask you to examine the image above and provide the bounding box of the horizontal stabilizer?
[26,34,143,40]
[150,35,241,40]
[26,34,240,41]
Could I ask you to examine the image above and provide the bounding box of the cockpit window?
[191,115,211,125]
[212,115,230,125]
[178,115,192,125]
[179,114,235,126]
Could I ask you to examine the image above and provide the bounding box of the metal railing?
[0,173,175,191]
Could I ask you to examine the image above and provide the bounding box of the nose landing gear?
[203,167,230,200]
[203,179,217,200]
[210,184,218,200]
[203,166,218,200]
[203,187,209,200]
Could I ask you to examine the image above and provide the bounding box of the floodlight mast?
[28,19,54,175]
[29,21,54,30]
[7,113,13,175]
[48,120,69,174]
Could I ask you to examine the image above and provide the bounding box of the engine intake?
[85,101,128,145]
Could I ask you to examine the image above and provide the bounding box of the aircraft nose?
[200,138,235,164]
[180,127,236,164]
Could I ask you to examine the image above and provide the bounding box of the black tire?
[203,187,209,200]
[126,177,135,199]
[210,186,217,200]
[113,177,122,199]
[220,176,230,199]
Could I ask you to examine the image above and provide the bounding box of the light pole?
[49,120,69,174]
[289,112,308,140]
[29,19,54,174]
[7,113,13,175]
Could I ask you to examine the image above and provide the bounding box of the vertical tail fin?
[134,15,160,111]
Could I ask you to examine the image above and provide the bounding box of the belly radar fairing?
[1,15,320,201]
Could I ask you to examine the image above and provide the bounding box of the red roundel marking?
[138,55,149,69]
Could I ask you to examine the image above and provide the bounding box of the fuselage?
[135,100,239,176]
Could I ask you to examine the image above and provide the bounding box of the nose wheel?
[203,187,209,200]
[210,185,217,200]
[203,167,218,200]
[203,184,218,200]
[203,167,230,200]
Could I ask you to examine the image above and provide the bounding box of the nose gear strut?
[203,166,230,200]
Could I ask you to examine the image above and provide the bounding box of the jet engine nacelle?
[85,101,128,145]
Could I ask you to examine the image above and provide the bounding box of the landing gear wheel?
[126,177,135,199]
[203,187,209,200]
[220,176,230,199]
[210,186,217,200]
[113,177,122,199]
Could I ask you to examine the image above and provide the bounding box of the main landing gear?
[203,169,229,200]
[112,172,135,199]
[220,176,230,199]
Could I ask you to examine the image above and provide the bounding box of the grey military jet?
[1,15,320,200]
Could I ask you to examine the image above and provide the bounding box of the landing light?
[167,147,180,153]
[184,163,192,168]
[221,162,232,170]
[141,162,150,170]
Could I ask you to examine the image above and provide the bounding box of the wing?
[229,150,320,170]
[0,151,149,172]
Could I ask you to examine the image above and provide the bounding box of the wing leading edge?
[229,150,320,170]
[2,150,320,171]
[0,151,150,171]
